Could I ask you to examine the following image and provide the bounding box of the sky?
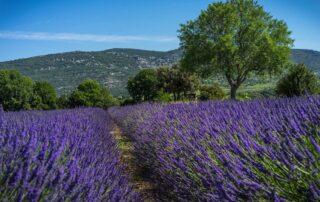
[0,0,319,61]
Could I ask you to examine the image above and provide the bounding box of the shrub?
[199,83,225,101]
[155,90,173,103]
[276,64,319,97]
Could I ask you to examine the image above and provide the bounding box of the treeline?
[0,69,118,111]
[1,62,319,111]
[125,65,225,104]
[125,63,319,104]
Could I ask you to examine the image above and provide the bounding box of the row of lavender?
[109,96,320,201]
[0,108,141,201]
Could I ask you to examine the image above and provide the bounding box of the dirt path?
[111,126,156,202]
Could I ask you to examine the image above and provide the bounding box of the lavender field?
[2,0,320,201]
[0,96,319,201]
[109,96,320,201]
[0,108,141,201]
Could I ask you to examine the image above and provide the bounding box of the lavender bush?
[0,108,141,201]
[109,96,320,201]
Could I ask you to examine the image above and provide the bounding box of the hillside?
[291,49,320,72]
[0,48,319,97]
[0,48,182,97]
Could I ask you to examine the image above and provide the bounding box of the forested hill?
[0,48,319,97]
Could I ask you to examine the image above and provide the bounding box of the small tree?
[69,79,118,108]
[276,64,319,97]
[31,81,57,110]
[179,0,293,99]
[0,69,34,111]
[199,83,226,101]
[157,67,173,95]
[157,66,199,101]
[127,69,158,102]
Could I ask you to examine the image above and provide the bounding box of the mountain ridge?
[0,48,181,63]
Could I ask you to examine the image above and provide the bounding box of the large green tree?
[276,64,319,97]
[127,69,158,102]
[179,0,293,99]
[0,70,34,111]
[31,81,57,110]
[69,79,118,108]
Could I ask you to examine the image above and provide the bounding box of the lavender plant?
[0,108,141,201]
[110,96,320,201]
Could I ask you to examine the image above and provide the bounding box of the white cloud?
[0,31,177,43]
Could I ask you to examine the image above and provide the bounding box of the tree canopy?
[276,64,319,97]
[0,70,34,111]
[31,81,57,110]
[127,69,159,102]
[69,79,118,108]
[127,67,200,103]
[157,66,199,101]
[0,70,119,110]
[179,0,293,99]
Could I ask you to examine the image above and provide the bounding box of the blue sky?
[0,0,319,61]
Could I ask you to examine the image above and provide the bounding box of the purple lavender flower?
[0,108,141,201]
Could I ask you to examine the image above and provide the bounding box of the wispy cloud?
[0,31,177,43]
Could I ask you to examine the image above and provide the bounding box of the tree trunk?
[230,85,238,100]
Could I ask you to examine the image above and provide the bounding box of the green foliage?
[0,70,117,110]
[31,81,57,110]
[276,64,319,97]
[157,66,199,101]
[120,97,136,106]
[0,69,34,111]
[179,0,294,99]
[57,95,70,109]
[128,66,199,103]
[155,90,173,103]
[235,92,251,101]
[127,69,159,102]
[69,80,118,108]
[125,66,200,103]
[199,83,225,101]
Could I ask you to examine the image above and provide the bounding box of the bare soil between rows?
[111,127,157,202]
